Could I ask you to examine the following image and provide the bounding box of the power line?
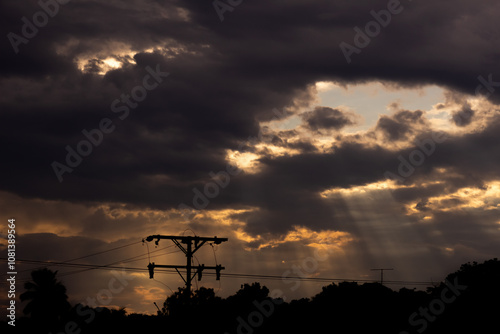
[113,246,180,265]
[11,240,143,276]
[5,240,176,279]
[0,244,180,281]
[51,247,182,279]
[0,258,435,286]
[1,245,182,283]
[218,272,432,285]
[61,240,143,263]
[144,234,228,297]
[210,243,221,293]
[370,268,394,285]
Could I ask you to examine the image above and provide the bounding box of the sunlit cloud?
[3,0,500,317]
[234,228,261,245]
[253,226,354,251]
[320,180,404,199]
[254,143,301,157]
[225,150,261,174]
[315,81,340,93]
[405,181,500,216]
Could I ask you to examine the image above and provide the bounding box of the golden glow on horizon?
[134,286,167,307]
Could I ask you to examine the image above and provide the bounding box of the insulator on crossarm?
[148,262,155,279]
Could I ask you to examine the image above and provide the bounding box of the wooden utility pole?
[145,235,228,297]
[370,268,394,285]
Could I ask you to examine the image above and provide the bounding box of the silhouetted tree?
[162,287,191,316]
[20,268,70,331]
[424,258,500,333]
[159,287,225,334]
[227,282,269,305]
[162,287,222,315]
[6,259,499,334]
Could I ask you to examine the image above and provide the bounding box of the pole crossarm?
[148,263,224,281]
[145,235,228,245]
[171,239,186,255]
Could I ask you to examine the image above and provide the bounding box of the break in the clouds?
[1,0,500,314]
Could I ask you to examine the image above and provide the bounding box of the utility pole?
[370,268,394,285]
[145,235,228,297]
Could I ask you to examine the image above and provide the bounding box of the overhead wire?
[0,258,436,287]
[10,240,143,276]
[59,240,143,263]
[56,246,181,279]
[153,278,175,295]
[210,243,221,294]
[181,228,197,237]
[0,234,435,288]
[56,249,181,279]
[192,258,199,291]
[144,238,151,263]
[7,244,180,281]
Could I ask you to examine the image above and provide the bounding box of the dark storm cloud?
[1,0,500,238]
[285,140,318,153]
[218,143,403,234]
[381,114,500,207]
[375,109,427,141]
[451,102,476,127]
[432,116,500,178]
[182,0,500,100]
[224,111,500,235]
[301,106,356,131]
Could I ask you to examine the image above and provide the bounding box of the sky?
[1,0,500,315]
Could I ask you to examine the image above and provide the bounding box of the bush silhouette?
[6,258,500,334]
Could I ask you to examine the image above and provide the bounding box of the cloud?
[451,102,476,127]
[375,109,428,141]
[2,0,500,312]
[1,0,500,208]
[301,106,358,132]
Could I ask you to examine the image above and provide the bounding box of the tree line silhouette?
[2,258,499,334]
